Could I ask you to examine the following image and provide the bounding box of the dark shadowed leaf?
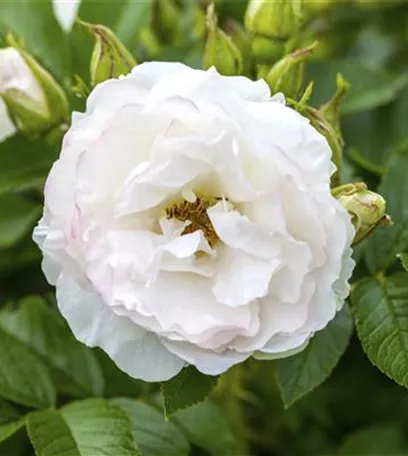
[274,305,353,408]
[0,296,104,397]
[0,326,55,408]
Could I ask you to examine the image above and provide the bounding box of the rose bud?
[0,46,68,140]
[79,20,137,87]
[333,183,391,245]
[203,4,243,76]
[264,42,318,99]
[245,0,303,40]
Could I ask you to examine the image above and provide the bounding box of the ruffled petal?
[162,339,252,376]
[212,245,281,307]
[57,274,185,381]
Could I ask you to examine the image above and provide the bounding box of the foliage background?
[1,1,408,455]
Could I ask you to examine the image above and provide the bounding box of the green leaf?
[0,398,24,443]
[27,409,80,456]
[61,399,139,455]
[337,424,407,455]
[0,296,104,397]
[112,398,189,456]
[307,59,408,115]
[351,274,408,388]
[399,253,408,272]
[0,0,70,81]
[162,366,218,416]
[0,195,41,248]
[0,135,57,196]
[28,399,140,456]
[274,305,353,408]
[172,401,237,456]
[365,144,408,273]
[0,326,55,408]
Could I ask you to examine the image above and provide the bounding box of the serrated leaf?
[0,326,55,408]
[352,274,408,388]
[113,398,190,456]
[365,145,408,273]
[0,419,25,445]
[399,253,408,272]
[0,0,70,80]
[0,398,24,443]
[307,59,408,114]
[274,306,353,408]
[162,366,218,416]
[61,399,139,455]
[172,401,237,456]
[28,399,140,456]
[27,409,80,456]
[0,296,104,397]
[0,195,41,248]
[337,424,407,455]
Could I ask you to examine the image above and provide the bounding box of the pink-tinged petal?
[57,274,185,381]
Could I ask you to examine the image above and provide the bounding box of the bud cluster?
[0,0,391,247]
[0,41,69,142]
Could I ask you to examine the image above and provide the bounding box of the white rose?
[33,62,355,381]
[0,47,46,142]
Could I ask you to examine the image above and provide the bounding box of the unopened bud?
[245,0,303,40]
[79,20,137,86]
[251,36,286,65]
[203,4,243,76]
[0,45,69,140]
[193,6,207,40]
[333,183,391,244]
[152,0,182,44]
[264,42,317,99]
[225,20,253,74]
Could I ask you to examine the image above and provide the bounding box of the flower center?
[166,197,219,246]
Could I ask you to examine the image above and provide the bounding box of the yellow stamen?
[166,197,219,246]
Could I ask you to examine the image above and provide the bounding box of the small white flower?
[34,63,355,381]
[0,48,46,142]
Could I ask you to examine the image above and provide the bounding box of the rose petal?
[57,274,185,381]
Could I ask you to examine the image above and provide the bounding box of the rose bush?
[33,62,355,381]
[0,47,46,142]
